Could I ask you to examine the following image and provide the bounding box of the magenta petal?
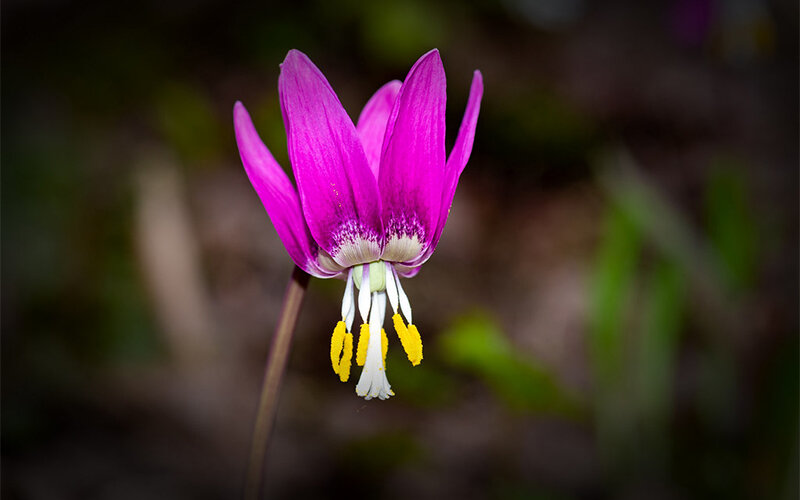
[279,50,384,266]
[409,70,483,267]
[378,49,447,263]
[394,264,421,278]
[357,80,401,178]
[233,101,339,278]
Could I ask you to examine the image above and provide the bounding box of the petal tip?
[282,48,309,67]
[411,49,445,81]
[471,70,484,94]
[421,48,442,63]
[233,101,253,129]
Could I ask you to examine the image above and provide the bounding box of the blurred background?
[2,0,798,498]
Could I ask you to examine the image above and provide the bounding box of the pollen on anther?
[392,313,421,366]
[338,332,353,382]
[392,313,407,338]
[406,324,423,366]
[356,324,370,366]
[330,321,346,374]
[381,328,388,366]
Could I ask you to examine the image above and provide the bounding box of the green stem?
[244,266,310,500]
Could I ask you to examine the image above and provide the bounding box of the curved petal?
[393,263,421,278]
[279,50,384,267]
[356,80,402,178]
[233,101,339,278]
[378,49,447,264]
[407,70,483,267]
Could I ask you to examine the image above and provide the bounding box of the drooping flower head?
[234,49,483,399]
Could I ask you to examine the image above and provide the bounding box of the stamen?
[341,268,356,332]
[330,321,346,374]
[392,266,413,324]
[341,268,354,319]
[392,313,422,366]
[406,324,423,366]
[356,323,369,366]
[381,328,388,366]
[385,262,399,313]
[392,312,408,340]
[345,300,355,332]
[357,265,371,323]
[338,332,353,382]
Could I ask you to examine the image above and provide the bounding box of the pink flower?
[234,49,483,399]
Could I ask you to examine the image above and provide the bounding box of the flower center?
[328,261,424,400]
[352,260,386,292]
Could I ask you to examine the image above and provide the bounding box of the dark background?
[3,0,798,498]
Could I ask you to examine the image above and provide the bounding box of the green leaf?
[634,259,685,466]
[589,204,641,387]
[705,161,758,292]
[440,312,580,415]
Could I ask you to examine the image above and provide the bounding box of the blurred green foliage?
[482,89,598,185]
[705,159,758,292]
[384,354,459,408]
[587,156,797,496]
[440,313,581,416]
[589,201,650,471]
[635,260,685,465]
[755,334,800,500]
[360,0,449,66]
[589,204,641,388]
[335,430,425,498]
[250,92,292,171]
[340,431,423,476]
[155,82,223,167]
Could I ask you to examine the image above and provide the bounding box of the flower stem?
[245,266,309,500]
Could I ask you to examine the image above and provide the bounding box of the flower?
[234,49,483,400]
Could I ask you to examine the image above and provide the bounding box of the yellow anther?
[392,313,407,337]
[356,324,370,366]
[406,324,423,366]
[381,328,388,366]
[330,321,346,374]
[338,332,353,382]
[393,313,422,365]
[392,313,411,363]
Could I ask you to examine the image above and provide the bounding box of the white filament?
[392,266,413,324]
[384,261,399,313]
[345,299,355,332]
[341,268,354,319]
[357,265,371,323]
